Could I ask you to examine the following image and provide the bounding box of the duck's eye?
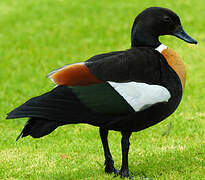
[163,16,172,22]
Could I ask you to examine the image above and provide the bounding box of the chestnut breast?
[161,48,186,90]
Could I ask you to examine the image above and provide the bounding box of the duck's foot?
[104,159,117,174]
[113,169,133,179]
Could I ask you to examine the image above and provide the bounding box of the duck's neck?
[131,24,161,48]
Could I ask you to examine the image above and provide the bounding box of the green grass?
[0,0,205,179]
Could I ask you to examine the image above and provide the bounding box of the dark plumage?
[6,7,197,179]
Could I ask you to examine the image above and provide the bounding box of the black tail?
[6,86,90,121]
[16,117,63,140]
[6,86,93,140]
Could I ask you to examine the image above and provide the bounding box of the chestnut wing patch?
[47,63,103,86]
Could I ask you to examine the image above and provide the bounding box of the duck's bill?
[173,26,197,44]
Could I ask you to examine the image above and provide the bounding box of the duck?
[6,7,197,179]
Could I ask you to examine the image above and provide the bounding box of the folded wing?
[7,47,171,123]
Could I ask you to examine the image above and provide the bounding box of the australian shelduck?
[7,7,197,179]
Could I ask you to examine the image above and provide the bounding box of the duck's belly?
[103,82,182,132]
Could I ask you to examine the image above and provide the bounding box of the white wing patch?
[155,44,167,53]
[108,81,171,112]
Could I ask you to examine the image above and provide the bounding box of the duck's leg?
[118,131,132,178]
[99,127,117,174]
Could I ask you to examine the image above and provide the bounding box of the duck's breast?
[161,47,186,90]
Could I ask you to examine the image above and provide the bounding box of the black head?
[131,7,197,47]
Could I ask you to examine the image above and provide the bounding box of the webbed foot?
[113,169,133,179]
[104,158,117,174]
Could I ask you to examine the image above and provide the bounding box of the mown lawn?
[0,0,204,179]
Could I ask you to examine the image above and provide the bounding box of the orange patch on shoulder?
[161,48,186,89]
[49,63,103,86]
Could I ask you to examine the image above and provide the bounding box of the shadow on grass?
[36,146,202,179]
[129,147,202,179]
